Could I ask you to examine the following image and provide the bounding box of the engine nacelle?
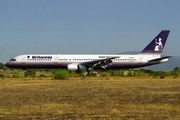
[160,58,169,63]
[67,64,86,71]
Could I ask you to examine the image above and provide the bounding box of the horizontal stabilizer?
[148,56,173,63]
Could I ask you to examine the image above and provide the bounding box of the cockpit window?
[10,59,16,61]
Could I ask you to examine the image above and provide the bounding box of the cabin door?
[21,56,26,64]
[54,56,58,64]
[138,56,143,64]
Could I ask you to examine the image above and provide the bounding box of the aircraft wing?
[80,57,118,70]
[148,56,173,63]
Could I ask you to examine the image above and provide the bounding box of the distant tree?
[144,69,154,75]
[173,67,180,72]
[172,67,180,77]
[156,71,163,76]
[0,62,5,69]
[163,71,171,76]
[139,69,146,72]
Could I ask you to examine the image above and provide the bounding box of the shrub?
[173,76,177,78]
[26,69,36,77]
[163,71,171,76]
[81,70,88,76]
[54,70,69,80]
[6,75,10,78]
[127,71,134,77]
[123,71,129,76]
[102,72,110,77]
[40,74,46,77]
[0,74,5,78]
[14,72,20,74]
[109,70,114,76]
[119,71,124,77]
[156,71,163,76]
[153,75,158,78]
[44,69,51,72]
[160,74,166,79]
[69,71,78,77]
[172,71,179,77]
[13,74,20,78]
[135,71,145,77]
[10,68,15,71]
[144,69,154,75]
[113,72,119,76]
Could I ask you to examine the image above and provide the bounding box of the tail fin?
[139,30,170,56]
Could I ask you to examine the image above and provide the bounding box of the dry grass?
[0,77,180,119]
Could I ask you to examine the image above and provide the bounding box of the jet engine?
[67,64,86,71]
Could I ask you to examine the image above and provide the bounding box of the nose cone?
[5,61,21,69]
[5,62,10,68]
[5,62,15,68]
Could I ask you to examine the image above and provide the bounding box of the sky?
[1,0,180,63]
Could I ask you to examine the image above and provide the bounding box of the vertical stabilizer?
[139,30,170,56]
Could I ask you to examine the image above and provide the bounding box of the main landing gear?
[22,69,27,76]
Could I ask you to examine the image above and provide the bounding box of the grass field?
[0,77,180,119]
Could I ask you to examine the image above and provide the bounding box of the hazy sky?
[1,0,180,63]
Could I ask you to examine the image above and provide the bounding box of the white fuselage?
[5,54,163,70]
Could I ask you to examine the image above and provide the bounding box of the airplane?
[5,30,172,74]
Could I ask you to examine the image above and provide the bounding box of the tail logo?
[154,38,163,52]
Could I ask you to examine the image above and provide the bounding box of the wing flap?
[80,57,118,69]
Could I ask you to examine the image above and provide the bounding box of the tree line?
[0,62,180,79]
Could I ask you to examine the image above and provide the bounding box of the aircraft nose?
[5,62,10,68]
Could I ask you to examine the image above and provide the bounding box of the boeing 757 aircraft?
[6,30,172,73]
